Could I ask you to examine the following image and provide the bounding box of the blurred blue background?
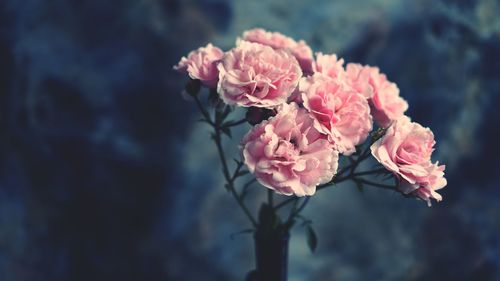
[1,0,499,280]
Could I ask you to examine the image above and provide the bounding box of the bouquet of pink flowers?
[174,28,447,281]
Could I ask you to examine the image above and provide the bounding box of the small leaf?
[215,109,223,125]
[306,225,318,253]
[208,88,222,107]
[222,106,232,120]
[353,144,363,155]
[371,127,388,144]
[355,180,364,192]
[184,79,201,97]
[221,126,232,138]
[236,170,249,177]
[222,120,235,127]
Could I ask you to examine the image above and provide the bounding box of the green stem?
[213,127,258,228]
[267,189,274,208]
[193,95,214,125]
[289,197,309,220]
[355,178,397,190]
[225,118,247,128]
[352,168,388,177]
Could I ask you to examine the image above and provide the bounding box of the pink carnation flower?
[370,117,447,206]
[173,43,224,88]
[345,63,409,127]
[299,73,372,155]
[313,53,345,80]
[241,103,339,196]
[242,28,314,74]
[345,63,375,98]
[217,41,302,108]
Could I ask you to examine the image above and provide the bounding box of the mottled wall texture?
[1,0,499,280]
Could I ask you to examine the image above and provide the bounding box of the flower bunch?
[175,28,446,206]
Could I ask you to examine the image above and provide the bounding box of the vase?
[247,226,290,281]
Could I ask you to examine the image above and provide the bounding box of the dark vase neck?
[253,228,290,281]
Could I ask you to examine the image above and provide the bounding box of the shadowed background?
[1,0,499,280]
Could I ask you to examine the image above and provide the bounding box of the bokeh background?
[1,0,500,280]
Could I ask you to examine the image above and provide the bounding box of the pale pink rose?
[241,103,338,196]
[299,73,372,155]
[313,53,345,80]
[173,43,224,87]
[345,63,408,127]
[371,117,447,206]
[345,63,375,98]
[217,41,302,108]
[369,70,409,128]
[406,163,447,206]
[242,28,314,73]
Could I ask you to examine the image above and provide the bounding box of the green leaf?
[371,127,388,144]
[355,180,364,192]
[306,225,318,253]
[222,106,232,120]
[221,126,232,138]
[353,144,363,155]
[236,170,249,177]
[184,79,201,97]
[222,120,235,127]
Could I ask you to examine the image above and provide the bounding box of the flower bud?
[245,107,276,125]
[184,79,201,97]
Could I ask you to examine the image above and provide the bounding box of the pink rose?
[173,43,224,88]
[345,63,375,98]
[242,28,314,74]
[409,163,446,205]
[369,70,408,128]
[313,53,345,81]
[345,63,409,127]
[217,41,302,108]
[241,103,338,196]
[370,117,447,206]
[299,73,372,155]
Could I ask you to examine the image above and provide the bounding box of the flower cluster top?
[175,28,446,206]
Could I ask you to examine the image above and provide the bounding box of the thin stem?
[240,178,257,197]
[316,173,352,191]
[291,197,309,218]
[193,95,213,125]
[352,168,388,177]
[225,118,247,127]
[286,197,300,223]
[267,189,274,208]
[355,178,397,190]
[274,170,355,211]
[213,128,258,228]
[274,196,297,210]
[336,162,353,178]
[277,129,391,222]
